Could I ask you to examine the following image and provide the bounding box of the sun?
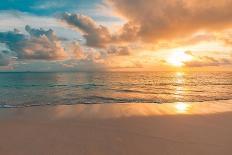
[175,102,190,113]
[167,51,193,67]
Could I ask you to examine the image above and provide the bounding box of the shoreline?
[0,101,232,155]
[1,98,232,109]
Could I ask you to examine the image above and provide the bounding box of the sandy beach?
[0,101,232,155]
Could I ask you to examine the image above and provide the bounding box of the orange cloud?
[184,51,232,67]
[108,0,232,42]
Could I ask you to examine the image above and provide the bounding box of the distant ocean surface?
[0,72,232,107]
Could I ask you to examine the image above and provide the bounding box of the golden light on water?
[175,102,190,113]
[167,51,193,67]
[176,72,184,77]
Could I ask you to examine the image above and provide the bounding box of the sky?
[0,0,231,72]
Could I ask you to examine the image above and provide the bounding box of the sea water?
[0,71,231,107]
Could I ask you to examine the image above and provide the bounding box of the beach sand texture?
[0,101,232,155]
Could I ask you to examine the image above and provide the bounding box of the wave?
[0,83,105,88]
[1,83,231,90]
[1,98,232,109]
[113,89,205,95]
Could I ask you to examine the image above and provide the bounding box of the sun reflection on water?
[176,72,184,77]
[174,72,185,99]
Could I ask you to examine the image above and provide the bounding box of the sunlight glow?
[176,72,184,77]
[175,102,190,113]
[167,51,193,67]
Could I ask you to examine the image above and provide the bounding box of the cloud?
[68,42,86,60]
[111,22,140,43]
[185,58,232,67]
[0,52,11,66]
[223,38,232,46]
[61,59,107,71]
[107,45,131,56]
[61,13,112,47]
[108,0,232,42]
[184,51,232,67]
[219,31,232,46]
[0,25,108,70]
[61,0,232,50]
[67,41,104,61]
[61,13,140,47]
[0,25,67,61]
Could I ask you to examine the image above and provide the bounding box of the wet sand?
[0,101,232,155]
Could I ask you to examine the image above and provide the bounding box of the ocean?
[0,71,232,107]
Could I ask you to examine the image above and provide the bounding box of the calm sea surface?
[0,72,232,107]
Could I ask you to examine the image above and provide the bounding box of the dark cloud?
[61,13,140,47]
[25,25,57,40]
[61,13,112,48]
[0,52,11,66]
[0,29,26,44]
[1,50,11,54]
[107,46,131,56]
[0,25,67,60]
